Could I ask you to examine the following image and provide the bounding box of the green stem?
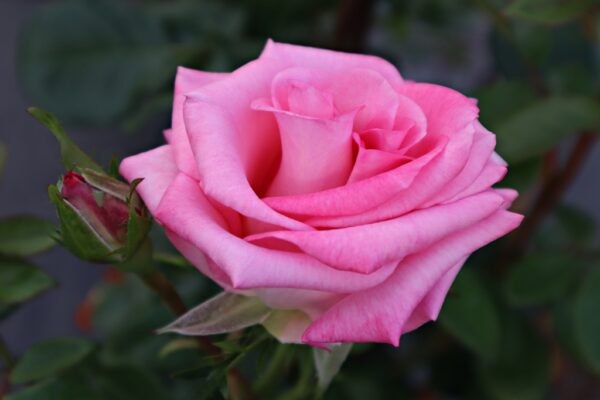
[276,351,314,400]
[254,345,293,395]
[138,270,257,400]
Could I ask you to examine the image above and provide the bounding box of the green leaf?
[546,64,598,97]
[94,364,168,400]
[5,377,101,400]
[154,252,194,270]
[573,267,600,373]
[479,314,550,400]
[505,253,578,306]
[0,260,55,304]
[157,292,272,336]
[513,23,551,66]
[313,343,353,394]
[0,216,56,256]
[195,370,227,400]
[10,338,94,384]
[495,96,600,163]
[28,108,103,173]
[552,296,598,374]
[505,0,596,25]
[554,204,596,244]
[475,81,537,130]
[439,268,501,361]
[122,183,152,262]
[158,338,199,359]
[18,0,180,125]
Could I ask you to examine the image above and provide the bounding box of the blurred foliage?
[16,0,337,131]
[2,0,600,399]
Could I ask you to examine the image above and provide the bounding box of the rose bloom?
[121,41,522,346]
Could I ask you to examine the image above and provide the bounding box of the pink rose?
[121,40,522,346]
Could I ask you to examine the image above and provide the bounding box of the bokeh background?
[1,0,600,399]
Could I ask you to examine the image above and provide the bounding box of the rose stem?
[139,270,256,400]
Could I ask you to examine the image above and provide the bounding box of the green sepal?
[28,107,104,173]
[123,179,152,261]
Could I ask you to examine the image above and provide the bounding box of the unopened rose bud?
[48,169,151,266]
[61,171,130,250]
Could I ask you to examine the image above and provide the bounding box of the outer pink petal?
[495,188,519,206]
[402,259,465,333]
[119,145,177,213]
[399,83,479,141]
[260,39,403,88]
[422,122,497,207]
[155,173,401,293]
[171,67,226,178]
[301,209,523,345]
[183,57,311,231]
[247,190,505,274]
[445,160,508,204]
[164,230,235,290]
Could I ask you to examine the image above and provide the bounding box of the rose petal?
[264,136,446,221]
[183,57,311,230]
[402,259,465,333]
[247,190,505,274]
[252,99,355,196]
[328,68,400,131]
[119,145,177,212]
[156,173,401,292]
[264,83,478,221]
[164,230,235,290]
[422,122,497,206]
[347,145,412,183]
[260,39,403,88]
[445,160,508,204]
[171,67,225,178]
[495,188,519,206]
[302,209,523,345]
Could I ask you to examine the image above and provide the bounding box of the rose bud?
[62,171,129,247]
[48,169,151,266]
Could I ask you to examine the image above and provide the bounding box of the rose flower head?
[121,41,523,346]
